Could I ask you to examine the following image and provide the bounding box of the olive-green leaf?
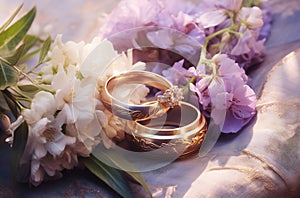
[0,61,18,90]
[11,121,28,180]
[0,91,10,112]
[126,171,152,197]
[82,155,135,198]
[0,6,36,54]
[1,89,20,119]
[17,84,40,99]
[4,43,26,65]
[4,35,39,65]
[18,84,39,93]
[93,145,152,197]
[38,35,51,64]
[0,4,23,33]
[22,34,39,52]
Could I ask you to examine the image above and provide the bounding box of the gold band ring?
[126,101,207,158]
[100,70,183,121]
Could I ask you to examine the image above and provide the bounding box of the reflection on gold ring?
[100,70,183,121]
[125,101,207,159]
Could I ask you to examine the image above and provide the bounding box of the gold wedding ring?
[100,70,183,121]
[125,101,207,158]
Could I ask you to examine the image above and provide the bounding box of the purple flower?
[197,0,243,28]
[99,0,161,39]
[190,76,212,110]
[195,1,268,70]
[190,54,256,133]
[162,60,190,86]
[220,77,256,133]
[192,76,256,133]
[197,9,227,29]
[214,54,248,82]
[146,28,203,57]
[237,6,263,30]
[259,1,273,40]
[99,0,205,52]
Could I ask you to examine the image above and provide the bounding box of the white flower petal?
[80,40,118,78]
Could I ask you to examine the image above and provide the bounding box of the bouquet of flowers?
[0,0,273,197]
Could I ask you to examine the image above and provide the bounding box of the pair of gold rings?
[100,70,207,158]
[101,70,183,121]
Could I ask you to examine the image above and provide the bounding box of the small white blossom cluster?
[8,35,148,185]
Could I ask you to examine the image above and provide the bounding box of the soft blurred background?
[1,0,299,45]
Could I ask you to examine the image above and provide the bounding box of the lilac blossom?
[195,1,269,69]
[99,0,205,56]
[220,77,256,132]
[213,54,248,82]
[162,60,190,86]
[99,0,161,39]
[146,28,203,57]
[190,76,212,110]
[259,1,273,40]
[190,54,256,133]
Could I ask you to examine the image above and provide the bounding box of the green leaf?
[17,84,40,99]
[5,34,40,65]
[126,171,152,197]
[0,61,18,90]
[0,91,10,112]
[0,6,36,54]
[18,84,39,92]
[94,149,152,197]
[19,48,39,62]
[4,43,26,65]
[82,155,135,198]
[0,35,38,66]
[38,36,51,64]
[22,34,40,50]
[0,4,23,33]
[11,121,28,180]
[199,119,222,157]
[1,90,20,118]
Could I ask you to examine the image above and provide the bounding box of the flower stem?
[197,26,233,68]
[12,66,54,94]
[15,97,32,103]
[15,100,26,111]
[24,62,43,75]
[9,87,30,100]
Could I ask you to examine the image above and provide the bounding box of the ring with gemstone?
[100,70,183,121]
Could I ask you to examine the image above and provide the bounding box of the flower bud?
[0,113,10,133]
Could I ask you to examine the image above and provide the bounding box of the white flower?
[103,49,146,76]
[40,64,55,83]
[27,117,75,160]
[111,84,150,105]
[24,115,75,186]
[20,90,75,161]
[22,91,57,124]
[80,39,118,79]
[96,109,125,148]
[49,35,85,67]
[40,35,86,83]
[30,145,81,186]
